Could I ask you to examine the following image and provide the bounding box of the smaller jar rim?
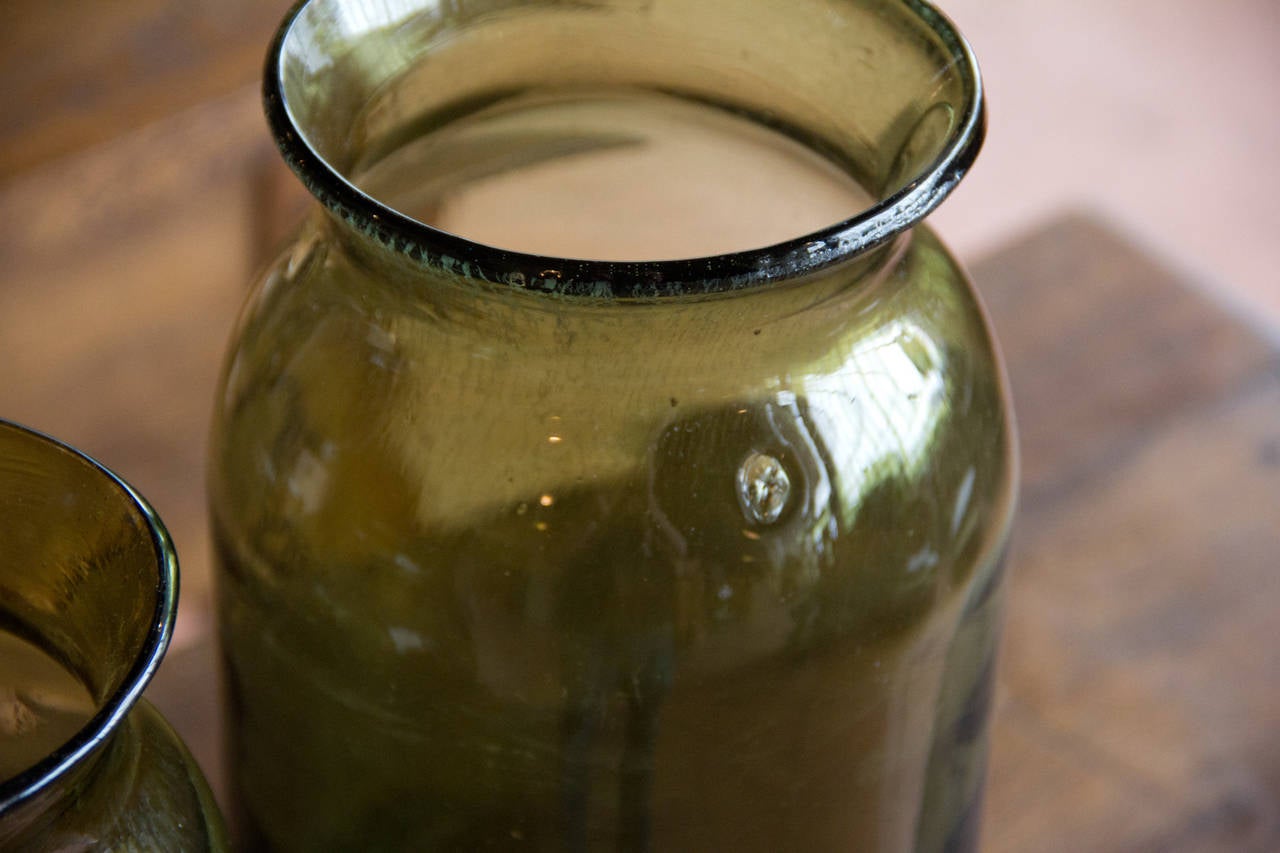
[0,420,178,817]
[266,0,985,298]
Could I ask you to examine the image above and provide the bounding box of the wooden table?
[3,33,1280,851]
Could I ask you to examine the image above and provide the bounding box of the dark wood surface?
[0,0,292,183]
[2,26,1279,848]
[975,218,1280,852]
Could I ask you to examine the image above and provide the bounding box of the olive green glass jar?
[0,420,227,851]
[210,0,1016,850]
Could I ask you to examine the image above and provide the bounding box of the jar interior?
[355,87,877,260]
[276,0,976,264]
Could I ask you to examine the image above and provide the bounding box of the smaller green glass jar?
[0,420,227,851]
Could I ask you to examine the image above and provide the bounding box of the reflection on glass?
[805,317,949,529]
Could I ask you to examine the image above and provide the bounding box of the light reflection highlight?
[803,318,947,527]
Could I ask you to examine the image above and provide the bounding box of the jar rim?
[265,0,985,298]
[0,420,178,816]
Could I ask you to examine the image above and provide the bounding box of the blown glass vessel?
[0,420,227,851]
[210,0,1017,850]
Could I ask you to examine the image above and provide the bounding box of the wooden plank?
[985,380,1280,852]
[971,214,1278,512]
[972,217,1280,852]
[0,0,292,182]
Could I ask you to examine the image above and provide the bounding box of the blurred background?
[1,2,1278,849]
[938,0,1280,322]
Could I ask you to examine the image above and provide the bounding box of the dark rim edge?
[0,421,178,816]
[264,0,985,298]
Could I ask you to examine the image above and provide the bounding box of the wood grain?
[973,216,1280,852]
[0,88,271,647]
[0,0,293,182]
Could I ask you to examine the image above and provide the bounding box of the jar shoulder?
[211,225,1014,641]
[213,223,1014,528]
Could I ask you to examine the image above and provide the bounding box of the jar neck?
[330,206,910,302]
[0,422,177,833]
[269,0,983,296]
[324,212,916,381]
[0,744,114,847]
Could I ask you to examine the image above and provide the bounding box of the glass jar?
[0,420,227,851]
[210,1,1016,850]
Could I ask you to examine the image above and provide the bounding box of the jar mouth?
[0,421,177,816]
[267,0,984,297]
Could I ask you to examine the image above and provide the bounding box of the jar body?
[211,215,1015,851]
